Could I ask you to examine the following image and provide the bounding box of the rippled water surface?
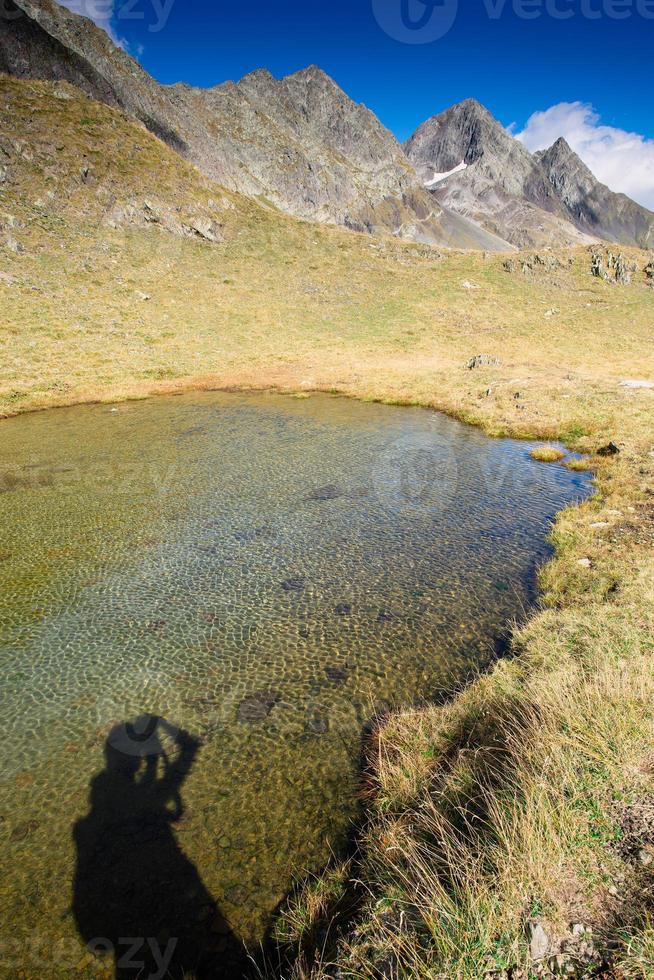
[0,392,589,976]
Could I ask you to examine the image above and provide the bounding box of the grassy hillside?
[2,75,654,978]
[1,76,652,438]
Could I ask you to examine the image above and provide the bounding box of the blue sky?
[69,0,654,206]
[108,0,653,139]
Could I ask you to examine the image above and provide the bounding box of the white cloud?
[517,102,654,212]
[57,0,123,46]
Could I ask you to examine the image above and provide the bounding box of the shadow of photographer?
[72,715,250,979]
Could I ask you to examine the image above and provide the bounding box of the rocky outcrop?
[590,247,639,285]
[0,0,510,249]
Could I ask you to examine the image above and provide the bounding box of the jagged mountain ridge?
[405,99,654,250]
[0,0,512,249]
[536,137,654,249]
[1,0,650,251]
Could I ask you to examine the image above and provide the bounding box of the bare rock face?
[0,0,510,249]
[536,137,654,249]
[405,100,594,249]
[172,65,446,238]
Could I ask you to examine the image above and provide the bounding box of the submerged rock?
[377,610,395,622]
[305,484,343,501]
[305,712,329,734]
[237,690,281,723]
[10,819,39,842]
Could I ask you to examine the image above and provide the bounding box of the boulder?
[529,922,550,961]
[597,441,620,456]
[186,218,222,243]
[466,354,501,370]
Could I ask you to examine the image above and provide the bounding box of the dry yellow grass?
[530,446,567,463]
[2,75,654,979]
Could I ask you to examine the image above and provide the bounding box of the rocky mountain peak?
[405,98,534,181]
[406,97,654,249]
[292,64,332,84]
[536,136,592,179]
[447,97,498,132]
[404,98,596,248]
[238,67,274,84]
[536,136,653,246]
[548,135,573,155]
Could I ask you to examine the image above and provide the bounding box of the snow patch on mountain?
[425,160,467,187]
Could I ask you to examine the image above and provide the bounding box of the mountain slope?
[2,74,652,424]
[0,0,510,249]
[536,137,654,249]
[404,99,593,249]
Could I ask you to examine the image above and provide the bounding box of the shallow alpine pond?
[0,391,589,977]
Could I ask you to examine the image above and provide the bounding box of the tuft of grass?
[565,457,593,472]
[530,446,567,463]
[616,917,654,978]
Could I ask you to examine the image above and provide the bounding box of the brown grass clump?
[530,445,567,463]
[565,457,593,472]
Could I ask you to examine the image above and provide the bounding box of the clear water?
[0,392,589,977]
